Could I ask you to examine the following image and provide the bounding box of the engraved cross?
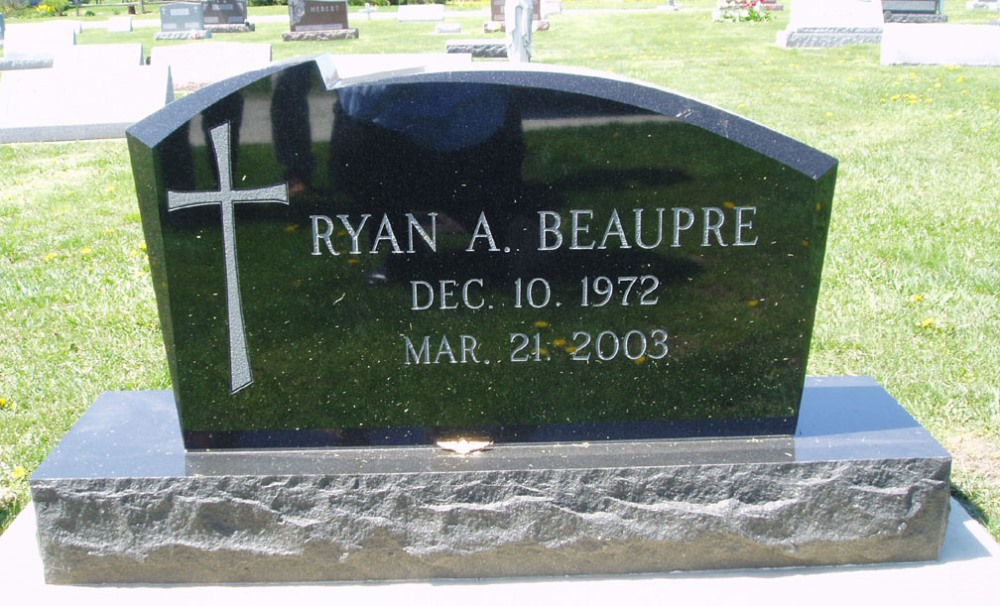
[167,122,289,394]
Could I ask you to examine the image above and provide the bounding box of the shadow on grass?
[952,484,993,530]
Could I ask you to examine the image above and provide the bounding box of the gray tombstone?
[505,0,533,62]
[157,2,210,39]
[777,0,885,48]
[25,56,952,584]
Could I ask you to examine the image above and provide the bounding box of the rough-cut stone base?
[206,23,256,33]
[154,30,212,40]
[884,14,948,23]
[777,27,883,48]
[447,40,508,58]
[282,29,359,41]
[30,377,951,585]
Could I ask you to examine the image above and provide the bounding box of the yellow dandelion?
[534,320,549,329]
[824,112,833,118]
[723,201,736,209]
[347,258,361,266]
[12,467,26,481]
[748,299,760,308]
[106,186,116,194]
[801,239,810,247]
[565,345,578,354]
[284,224,300,233]
[337,230,348,238]
[80,247,93,255]
[42,252,58,262]
[816,202,823,212]
[920,317,936,329]
[0,397,8,409]
[539,348,549,358]
[553,338,567,348]
[633,355,647,365]
[291,279,303,288]
[911,294,924,303]
[956,76,965,84]
[140,242,147,251]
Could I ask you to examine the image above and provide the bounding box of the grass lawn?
[1,0,998,540]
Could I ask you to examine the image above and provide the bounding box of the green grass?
[2,0,999,541]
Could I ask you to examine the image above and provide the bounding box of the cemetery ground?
[1,0,998,544]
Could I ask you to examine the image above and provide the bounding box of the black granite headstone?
[127,58,837,450]
[203,0,249,26]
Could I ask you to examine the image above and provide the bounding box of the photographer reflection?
[329,81,530,284]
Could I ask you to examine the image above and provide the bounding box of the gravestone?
[150,42,271,90]
[882,0,946,22]
[107,15,134,33]
[157,2,211,40]
[204,0,255,33]
[398,3,446,21]
[28,56,951,584]
[777,0,885,48]
[881,23,1000,65]
[0,63,172,143]
[50,43,144,72]
[506,0,533,62]
[0,21,77,70]
[486,0,548,32]
[283,0,358,40]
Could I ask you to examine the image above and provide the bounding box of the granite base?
[30,377,951,585]
[154,30,212,40]
[777,27,883,48]
[446,40,508,58]
[282,29,359,41]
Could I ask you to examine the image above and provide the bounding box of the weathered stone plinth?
[778,27,883,47]
[282,29,358,41]
[446,39,508,58]
[154,30,212,40]
[206,23,255,33]
[30,377,951,585]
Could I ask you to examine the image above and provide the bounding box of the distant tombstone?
[204,0,255,32]
[487,0,547,32]
[881,23,1000,65]
[157,2,211,39]
[1,21,76,64]
[0,63,172,143]
[53,43,144,72]
[882,0,946,21]
[505,0,533,62]
[284,0,358,40]
[151,42,271,90]
[777,0,885,47]
[107,15,134,33]
[398,3,446,21]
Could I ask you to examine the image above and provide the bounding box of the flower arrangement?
[714,0,774,23]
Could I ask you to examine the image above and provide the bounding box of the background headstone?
[204,0,255,32]
[777,0,885,47]
[157,2,211,39]
[882,0,946,23]
[284,0,358,40]
[107,16,134,33]
[0,21,77,68]
[0,64,172,143]
[150,42,271,91]
[398,4,446,21]
[881,23,1000,65]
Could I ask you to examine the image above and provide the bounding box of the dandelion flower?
[0,398,8,409]
[42,252,57,263]
[553,338,567,348]
[534,320,549,329]
[911,294,924,303]
[723,201,736,209]
[920,317,936,329]
[80,247,93,255]
[284,224,300,233]
[12,467,26,481]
